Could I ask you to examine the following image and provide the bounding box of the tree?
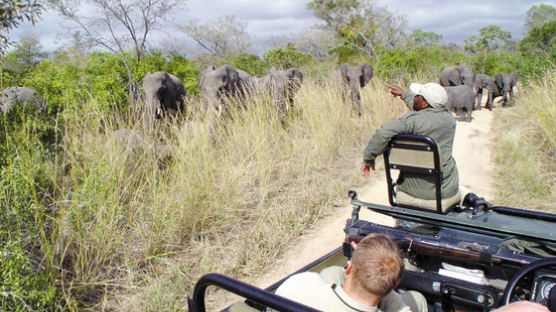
[306,0,406,62]
[49,0,186,96]
[2,33,46,82]
[464,25,513,74]
[180,15,251,63]
[0,0,43,54]
[524,4,556,32]
[410,29,442,47]
[520,20,556,62]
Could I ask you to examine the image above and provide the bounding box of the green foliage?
[410,29,442,47]
[84,52,130,111]
[22,58,83,115]
[376,46,466,81]
[329,44,359,65]
[525,4,556,32]
[1,34,45,83]
[520,20,556,63]
[0,0,43,54]
[231,54,267,77]
[0,106,61,310]
[263,43,313,69]
[464,25,512,54]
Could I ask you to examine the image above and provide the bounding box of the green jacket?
[363,90,459,199]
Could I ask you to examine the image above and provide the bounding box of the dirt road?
[248,108,495,289]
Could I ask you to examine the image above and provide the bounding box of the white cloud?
[6,0,556,53]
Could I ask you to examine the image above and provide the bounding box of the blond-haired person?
[273,234,427,312]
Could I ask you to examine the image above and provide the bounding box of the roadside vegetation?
[1,1,555,310]
[493,69,556,212]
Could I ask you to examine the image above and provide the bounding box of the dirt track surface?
[247,108,496,290]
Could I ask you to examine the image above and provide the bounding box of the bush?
[263,43,313,69]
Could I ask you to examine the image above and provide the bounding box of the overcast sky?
[8,0,556,55]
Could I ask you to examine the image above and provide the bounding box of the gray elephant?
[494,72,519,107]
[199,64,242,114]
[444,85,475,122]
[110,129,176,170]
[0,86,45,113]
[474,74,500,110]
[339,63,374,117]
[439,65,476,87]
[142,71,185,130]
[259,68,304,122]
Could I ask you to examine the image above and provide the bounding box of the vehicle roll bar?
[188,273,320,312]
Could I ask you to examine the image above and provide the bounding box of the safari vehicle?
[188,134,556,312]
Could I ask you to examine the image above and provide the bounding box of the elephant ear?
[359,63,373,88]
[495,73,504,90]
[287,68,303,83]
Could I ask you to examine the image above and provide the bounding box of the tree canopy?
[0,0,43,54]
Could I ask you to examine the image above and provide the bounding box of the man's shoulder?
[276,272,329,294]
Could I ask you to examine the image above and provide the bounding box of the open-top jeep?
[188,134,556,312]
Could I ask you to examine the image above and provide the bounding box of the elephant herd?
[1,63,518,129]
[142,64,306,129]
[439,64,519,122]
[141,62,377,129]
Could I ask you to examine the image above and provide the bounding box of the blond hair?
[350,234,404,297]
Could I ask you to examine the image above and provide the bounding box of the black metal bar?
[189,273,321,312]
[351,199,556,243]
[491,206,556,223]
[384,134,444,213]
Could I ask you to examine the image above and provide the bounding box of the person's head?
[348,234,404,298]
[410,83,448,110]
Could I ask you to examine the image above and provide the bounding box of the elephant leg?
[475,92,482,110]
[466,108,472,122]
[509,88,515,106]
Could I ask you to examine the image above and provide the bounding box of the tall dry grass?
[493,69,556,212]
[46,76,408,310]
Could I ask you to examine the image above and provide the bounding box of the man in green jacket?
[362,83,459,203]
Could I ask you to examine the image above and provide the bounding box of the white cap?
[409,83,448,108]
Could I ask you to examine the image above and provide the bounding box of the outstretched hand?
[361,162,375,179]
[386,83,404,98]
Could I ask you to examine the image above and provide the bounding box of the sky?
[8,0,556,55]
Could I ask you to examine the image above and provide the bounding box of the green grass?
[493,69,556,213]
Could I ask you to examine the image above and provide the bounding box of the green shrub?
[263,43,313,69]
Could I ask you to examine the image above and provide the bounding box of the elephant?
[473,74,500,110]
[109,129,176,170]
[199,64,242,114]
[443,85,475,122]
[494,72,519,107]
[339,63,374,117]
[258,68,304,122]
[439,65,476,87]
[0,86,45,113]
[142,71,185,130]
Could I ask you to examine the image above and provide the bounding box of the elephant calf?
[474,74,500,110]
[0,86,45,113]
[142,71,186,131]
[109,129,176,170]
[444,85,475,122]
[339,62,374,117]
